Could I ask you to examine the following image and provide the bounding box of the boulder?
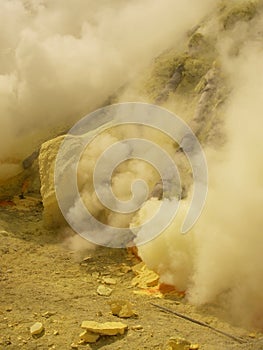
[81,321,128,336]
[30,322,44,336]
[39,135,66,228]
[108,300,136,318]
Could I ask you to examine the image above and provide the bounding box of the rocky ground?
[1,1,263,349]
[0,197,262,350]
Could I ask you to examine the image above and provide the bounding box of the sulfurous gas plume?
[0,0,215,181]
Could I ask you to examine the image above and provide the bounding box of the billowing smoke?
[134,8,263,329]
[0,0,215,180]
[3,0,262,330]
[188,32,263,328]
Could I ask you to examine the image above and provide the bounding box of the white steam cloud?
[189,34,263,328]
[135,12,263,329]
[3,0,262,330]
[0,0,215,179]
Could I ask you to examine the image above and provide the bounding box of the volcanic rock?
[81,321,128,336]
[97,284,113,296]
[79,330,100,343]
[30,322,44,336]
[164,337,191,350]
[108,300,136,318]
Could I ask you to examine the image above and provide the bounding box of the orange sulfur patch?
[159,283,185,296]
[133,286,163,298]
[134,284,185,298]
[22,179,30,194]
[159,283,177,293]
[127,245,141,261]
[0,200,15,207]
